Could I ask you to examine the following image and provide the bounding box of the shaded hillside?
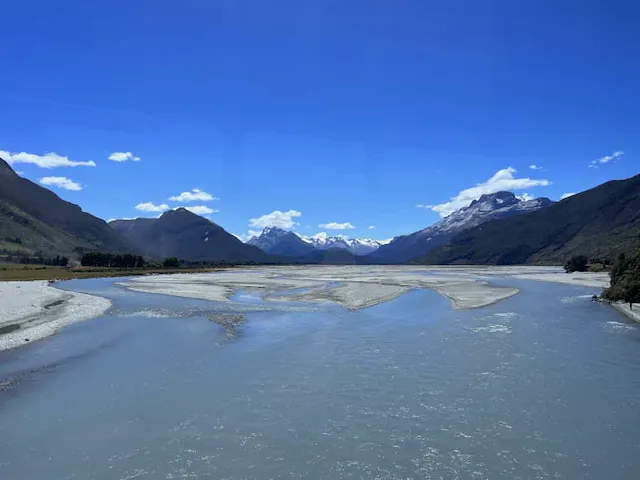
[416,174,640,265]
[0,158,131,257]
[369,192,553,263]
[110,209,269,262]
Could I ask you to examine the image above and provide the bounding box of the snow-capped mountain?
[369,191,553,263]
[246,228,390,256]
[300,232,391,255]
[429,192,553,235]
[246,227,317,257]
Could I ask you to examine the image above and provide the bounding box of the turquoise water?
[1,277,639,479]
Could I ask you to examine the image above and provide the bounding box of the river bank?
[0,281,111,351]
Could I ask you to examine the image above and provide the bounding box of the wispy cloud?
[529,164,543,170]
[318,222,356,230]
[368,225,376,230]
[560,192,576,200]
[589,150,623,168]
[0,150,96,168]
[427,167,551,217]
[415,204,434,209]
[39,176,82,191]
[108,152,140,162]
[249,210,302,230]
[177,205,218,215]
[135,201,169,212]
[169,188,218,202]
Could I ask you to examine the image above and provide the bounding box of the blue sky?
[1,1,638,241]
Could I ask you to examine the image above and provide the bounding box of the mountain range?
[247,228,389,256]
[416,174,640,265]
[2,156,638,265]
[367,192,553,263]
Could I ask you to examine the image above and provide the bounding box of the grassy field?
[0,263,228,282]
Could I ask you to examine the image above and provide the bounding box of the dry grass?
[0,263,229,282]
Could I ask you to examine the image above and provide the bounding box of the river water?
[1,276,639,479]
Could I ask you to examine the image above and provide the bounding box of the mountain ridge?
[368,191,554,263]
[0,157,133,257]
[416,174,640,265]
[109,208,269,262]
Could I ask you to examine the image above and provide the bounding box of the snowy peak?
[247,228,389,256]
[247,227,292,250]
[300,233,389,255]
[428,191,553,235]
[370,191,553,263]
[246,227,316,257]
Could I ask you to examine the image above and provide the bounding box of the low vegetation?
[81,252,146,268]
[604,250,640,308]
[564,255,588,273]
[163,257,180,268]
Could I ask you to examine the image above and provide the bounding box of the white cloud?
[560,192,576,200]
[368,225,376,230]
[108,151,140,162]
[249,210,302,230]
[169,188,218,202]
[0,150,96,168]
[590,150,623,168]
[429,167,551,217]
[529,164,542,170]
[318,222,356,230]
[39,176,82,191]
[135,201,169,212]
[517,193,534,201]
[178,205,218,215]
[415,204,434,209]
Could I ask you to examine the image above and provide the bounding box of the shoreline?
[610,302,640,324]
[0,281,111,351]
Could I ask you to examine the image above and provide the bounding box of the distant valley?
[1,156,638,266]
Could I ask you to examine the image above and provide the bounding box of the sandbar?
[0,281,111,351]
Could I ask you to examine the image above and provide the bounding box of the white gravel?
[121,266,522,310]
[0,281,111,351]
[510,271,610,288]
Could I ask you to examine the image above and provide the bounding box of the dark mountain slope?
[110,209,269,262]
[0,157,132,256]
[368,192,553,263]
[417,174,640,265]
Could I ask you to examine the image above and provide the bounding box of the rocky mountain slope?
[300,232,389,255]
[247,228,388,256]
[416,174,640,265]
[247,227,317,257]
[0,157,131,257]
[110,209,269,263]
[368,192,554,263]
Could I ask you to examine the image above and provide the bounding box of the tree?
[564,254,589,273]
[604,248,640,308]
[163,257,180,268]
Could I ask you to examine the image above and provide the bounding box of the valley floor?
[120,265,611,311]
[0,265,627,352]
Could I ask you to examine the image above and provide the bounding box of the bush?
[163,257,180,268]
[564,255,589,273]
[604,250,640,307]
